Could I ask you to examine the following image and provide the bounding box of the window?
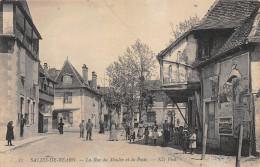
[63,75,72,84]
[31,102,35,124]
[64,92,72,103]
[147,112,156,122]
[19,97,24,123]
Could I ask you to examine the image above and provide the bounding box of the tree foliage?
[170,14,200,43]
[105,39,156,124]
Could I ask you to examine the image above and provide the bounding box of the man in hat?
[86,119,93,140]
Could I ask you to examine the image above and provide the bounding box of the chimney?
[82,64,88,85]
[44,63,48,73]
[92,71,97,90]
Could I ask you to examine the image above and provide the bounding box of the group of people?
[5,114,26,146]
[79,119,94,140]
[124,120,197,154]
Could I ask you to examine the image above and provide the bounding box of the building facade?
[157,0,260,155]
[38,63,56,133]
[51,59,101,130]
[0,0,41,140]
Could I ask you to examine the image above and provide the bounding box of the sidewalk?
[0,135,46,153]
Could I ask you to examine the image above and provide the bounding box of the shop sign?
[219,117,233,135]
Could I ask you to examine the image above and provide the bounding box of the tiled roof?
[217,8,258,55]
[195,0,260,30]
[55,59,85,89]
[55,59,100,95]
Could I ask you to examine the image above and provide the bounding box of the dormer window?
[62,75,72,84]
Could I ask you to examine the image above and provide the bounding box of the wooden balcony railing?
[15,25,39,58]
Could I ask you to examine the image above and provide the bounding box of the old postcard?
[0,0,260,167]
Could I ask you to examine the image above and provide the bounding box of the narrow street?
[0,131,191,167]
[1,131,260,167]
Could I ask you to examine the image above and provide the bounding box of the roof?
[194,0,260,30]
[39,64,57,83]
[5,0,42,39]
[55,59,100,95]
[158,0,260,67]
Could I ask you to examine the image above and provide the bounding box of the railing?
[162,62,199,85]
[15,24,38,58]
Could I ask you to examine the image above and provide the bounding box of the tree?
[170,14,200,43]
[106,39,156,127]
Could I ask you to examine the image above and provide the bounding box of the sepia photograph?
[0,0,260,166]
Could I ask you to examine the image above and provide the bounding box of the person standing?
[20,114,25,137]
[58,118,64,134]
[144,127,150,145]
[86,119,93,140]
[162,120,169,146]
[152,121,159,144]
[125,123,130,140]
[189,129,196,155]
[6,121,14,146]
[129,128,135,143]
[109,122,118,141]
[79,120,85,138]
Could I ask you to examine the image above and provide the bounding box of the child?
[129,128,136,143]
[144,127,150,145]
[189,129,196,155]
[182,130,189,154]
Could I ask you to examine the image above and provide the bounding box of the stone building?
[38,63,56,133]
[50,59,101,130]
[0,0,41,140]
[157,0,260,155]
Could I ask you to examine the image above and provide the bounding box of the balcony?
[161,61,200,103]
[15,24,39,59]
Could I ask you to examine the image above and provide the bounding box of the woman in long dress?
[109,123,118,141]
[152,121,159,144]
[6,121,14,146]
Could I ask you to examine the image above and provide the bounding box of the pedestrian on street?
[137,121,144,140]
[79,120,85,138]
[152,121,159,144]
[182,130,189,154]
[189,129,196,155]
[162,120,169,146]
[58,118,64,134]
[169,123,174,141]
[109,122,118,141]
[86,119,93,140]
[6,121,14,146]
[144,127,150,145]
[129,127,135,143]
[20,114,25,137]
[125,123,130,140]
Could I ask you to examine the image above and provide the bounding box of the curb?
[0,136,47,153]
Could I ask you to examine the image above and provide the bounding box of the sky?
[26,0,216,86]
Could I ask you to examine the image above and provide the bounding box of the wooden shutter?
[20,48,26,77]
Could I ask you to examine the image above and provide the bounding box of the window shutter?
[20,48,26,77]
[33,61,38,85]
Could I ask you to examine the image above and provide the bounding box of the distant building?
[0,0,42,140]
[38,63,57,133]
[50,59,101,130]
[157,0,260,155]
